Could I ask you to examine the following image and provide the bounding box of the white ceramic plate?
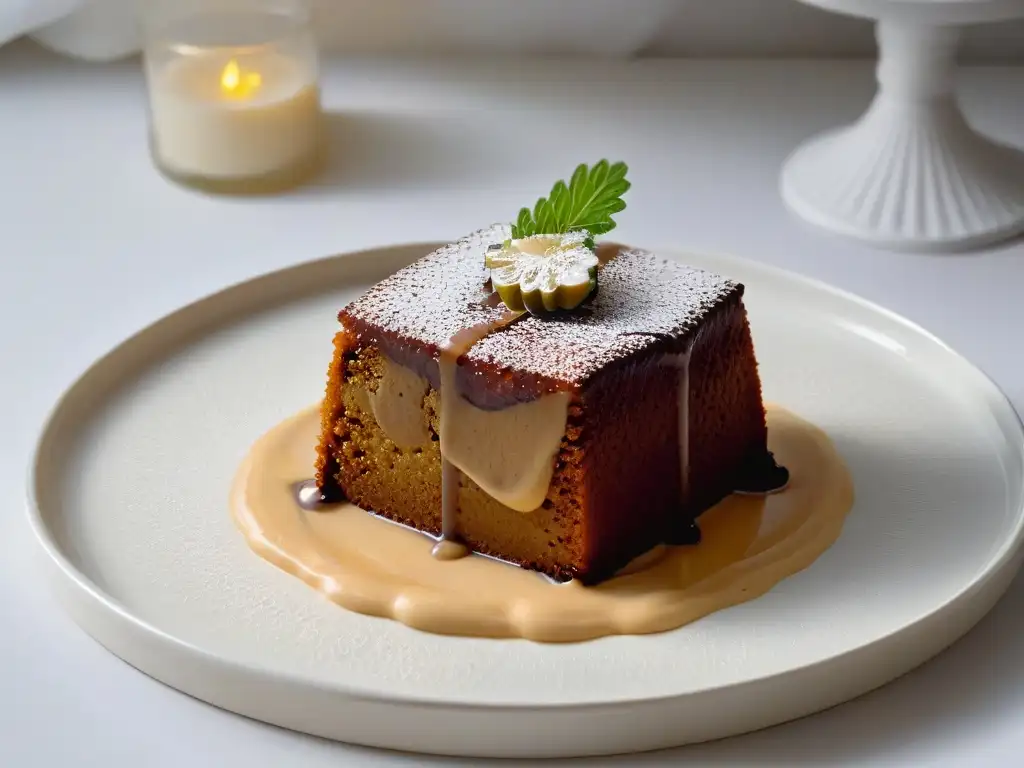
[27,243,1024,759]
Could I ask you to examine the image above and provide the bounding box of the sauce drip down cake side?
[315,224,774,584]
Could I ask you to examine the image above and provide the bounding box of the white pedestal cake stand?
[781,0,1024,252]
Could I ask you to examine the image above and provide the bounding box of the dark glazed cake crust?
[317,227,769,582]
[336,224,742,409]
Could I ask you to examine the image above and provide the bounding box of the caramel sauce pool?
[231,404,854,643]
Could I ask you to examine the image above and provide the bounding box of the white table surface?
[2,39,1024,766]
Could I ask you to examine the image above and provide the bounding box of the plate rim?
[24,240,1024,716]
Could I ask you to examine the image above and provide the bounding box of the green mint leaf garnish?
[510,160,630,239]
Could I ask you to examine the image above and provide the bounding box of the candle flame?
[220,59,261,98]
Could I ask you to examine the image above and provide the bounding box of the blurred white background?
[3,0,1023,63]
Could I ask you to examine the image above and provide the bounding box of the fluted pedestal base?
[781,19,1024,252]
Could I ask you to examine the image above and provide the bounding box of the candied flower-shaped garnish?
[485,231,598,314]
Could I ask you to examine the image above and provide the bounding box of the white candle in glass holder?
[149,53,321,180]
[143,0,324,193]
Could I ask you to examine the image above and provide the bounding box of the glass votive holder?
[142,0,325,195]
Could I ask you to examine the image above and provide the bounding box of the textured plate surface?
[27,243,1024,758]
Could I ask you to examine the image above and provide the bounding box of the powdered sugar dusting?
[472,242,739,384]
[340,224,740,388]
[340,225,511,348]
